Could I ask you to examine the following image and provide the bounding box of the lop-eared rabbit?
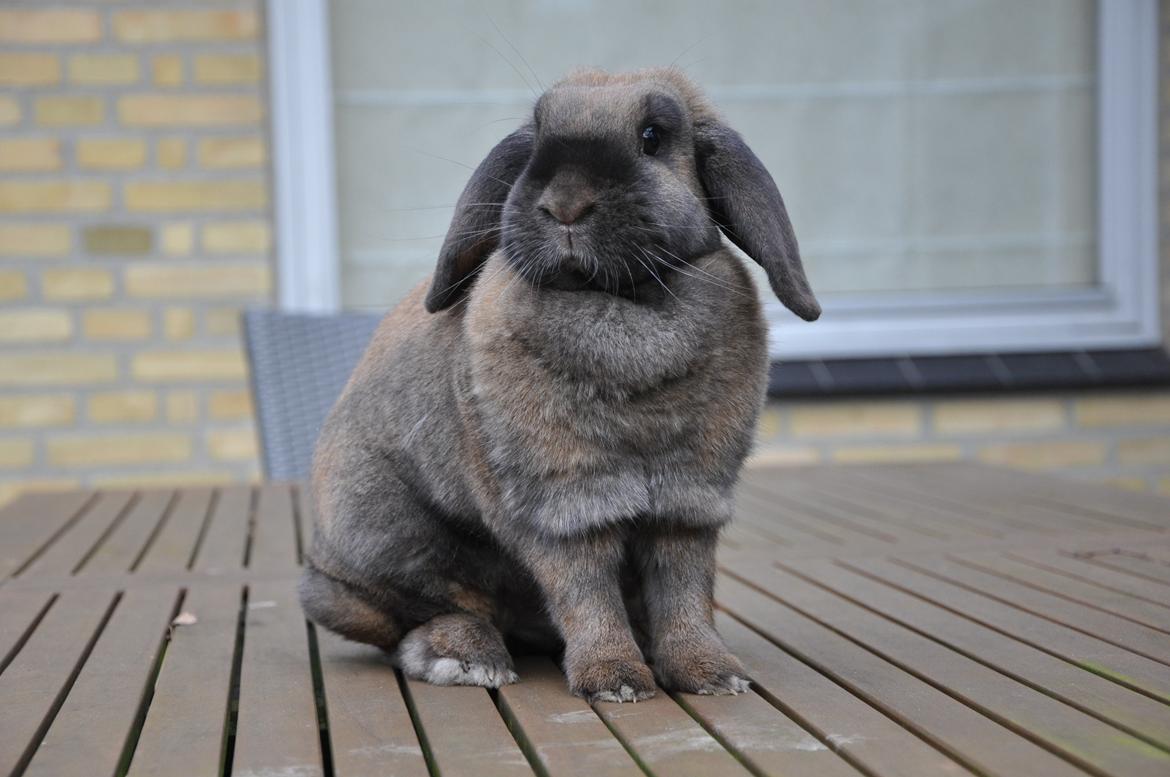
[302,68,819,702]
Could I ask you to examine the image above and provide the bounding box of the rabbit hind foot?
[395,613,518,688]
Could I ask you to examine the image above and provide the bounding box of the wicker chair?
[242,309,381,481]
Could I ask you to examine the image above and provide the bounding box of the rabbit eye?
[641,125,660,156]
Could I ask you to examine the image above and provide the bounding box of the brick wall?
[753,393,1170,494]
[0,3,1167,504]
[0,3,270,504]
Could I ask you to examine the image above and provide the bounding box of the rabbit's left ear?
[425,126,534,313]
[694,120,820,321]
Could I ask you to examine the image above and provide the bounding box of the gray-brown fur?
[300,68,818,701]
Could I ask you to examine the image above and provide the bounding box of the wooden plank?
[593,692,753,777]
[905,554,1170,665]
[496,657,642,777]
[0,590,54,670]
[910,462,1170,530]
[126,583,242,777]
[721,522,774,551]
[1008,549,1170,609]
[787,558,1170,751]
[17,491,135,579]
[755,560,1170,774]
[77,490,174,576]
[763,490,904,544]
[846,468,1073,534]
[0,589,116,776]
[0,491,94,579]
[896,466,1152,535]
[249,484,300,572]
[739,486,860,545]
[676,687,866,777]
[955,552,1170,632]
[136,487,214,573]
[191,485,251,574]
[1083,552,1170,587]
[315,628,429,777]
[726,511,795,549]
[1138,545,1170,562]
[23,587,178,777]
[846,556,1170,704]
[231,579,323,777]
[735,488,848,550]
[746,473,957,544]
[1013,501,1134,534]
[715,575,1090,777]
[794,474,1006,540]
[716,613,978,777]
[916,463,1170,531]
[406,678,532,776]
[788,482,974,542]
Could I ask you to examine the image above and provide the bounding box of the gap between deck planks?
[0,463,1167,777]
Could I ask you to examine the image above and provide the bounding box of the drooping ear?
[424,125,535,312]
[694,120,820,321]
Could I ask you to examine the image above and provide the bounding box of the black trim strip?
[768,348,1170,397]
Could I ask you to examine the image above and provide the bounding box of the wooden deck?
[1,462,1168,777]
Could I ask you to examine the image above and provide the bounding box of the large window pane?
[330,0,1096,310]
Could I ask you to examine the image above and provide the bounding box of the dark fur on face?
[502,84,722,299]
[301,68,819,702]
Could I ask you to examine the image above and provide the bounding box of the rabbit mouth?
[542,266,603,292]
[538,257,670,302]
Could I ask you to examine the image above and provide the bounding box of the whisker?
[475,34,539,100]
[629,244,680,304]
[669,38,706,70]
[385,225,501,243]
[654,243,749,290]
[383,202,507,213]
[407,147,517,190]
[649,248,754,300]
[485,13,544,92]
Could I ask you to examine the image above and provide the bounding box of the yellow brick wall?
[0,3,269,505]
[754,393,1170,495]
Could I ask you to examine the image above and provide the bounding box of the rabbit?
[300,67,819,702]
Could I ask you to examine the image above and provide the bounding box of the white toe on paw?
[590,684,655,704]
[696,675,752,696]
[423,658,517,687]
[727,675,752,694]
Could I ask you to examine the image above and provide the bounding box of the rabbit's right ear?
[424,126,534,313]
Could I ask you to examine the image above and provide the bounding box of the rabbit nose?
[538,193,594,225]
[537,171,595,225]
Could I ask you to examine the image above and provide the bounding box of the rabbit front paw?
[569,656,657,703]
[653,642,751,696]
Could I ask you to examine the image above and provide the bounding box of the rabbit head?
[424,68,820,321]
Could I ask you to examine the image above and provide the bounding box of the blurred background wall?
[0,1,1167,502]
[0,3,269,504]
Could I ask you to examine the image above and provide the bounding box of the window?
[268,0,1159,360]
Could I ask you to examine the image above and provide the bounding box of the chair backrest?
[242,309,381,481]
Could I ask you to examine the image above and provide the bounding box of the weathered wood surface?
[0,462,1167,776]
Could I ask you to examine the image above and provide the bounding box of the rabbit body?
[302,68,816,701]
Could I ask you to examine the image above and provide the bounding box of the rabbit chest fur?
[464,250,766,537]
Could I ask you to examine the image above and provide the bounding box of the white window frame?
[267,0,1160,359]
